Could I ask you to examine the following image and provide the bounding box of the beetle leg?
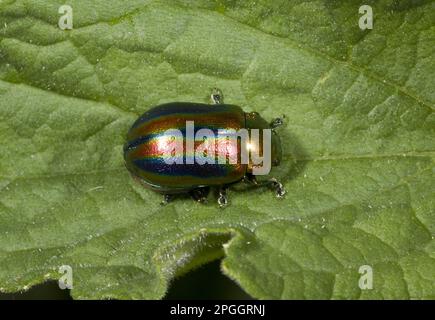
[161,194,173,205]
[217,186,229,208]
[269,178,286,198]
[210,88,224,104]
[190,187,210,203]
[244,174,286,198]
[270,116,284,128]
[243,174,259,185]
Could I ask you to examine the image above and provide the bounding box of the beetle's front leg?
[217,186,229,208]
[268,178,286,198]
[244,174,286,198]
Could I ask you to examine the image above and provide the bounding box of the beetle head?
[245,112,282,175]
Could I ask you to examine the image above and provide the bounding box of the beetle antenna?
[270,116,284,128]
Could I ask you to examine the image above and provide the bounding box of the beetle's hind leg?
[244,174,286,198]
[217,186,229,208]
[190,187,210,204]
[210,88,224,104]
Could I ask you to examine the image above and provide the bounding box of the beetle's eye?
[247,112,259,119]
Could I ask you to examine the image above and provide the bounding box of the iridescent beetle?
[123,89,285,207]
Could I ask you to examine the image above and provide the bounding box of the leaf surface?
[0,0,434,299]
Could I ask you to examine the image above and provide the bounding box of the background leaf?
[0,0,434,299]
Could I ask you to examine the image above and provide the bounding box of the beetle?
[123,89,285,207]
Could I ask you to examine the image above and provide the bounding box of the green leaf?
[0,0,434,299]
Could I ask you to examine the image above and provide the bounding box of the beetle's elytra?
[123,89,285,207]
